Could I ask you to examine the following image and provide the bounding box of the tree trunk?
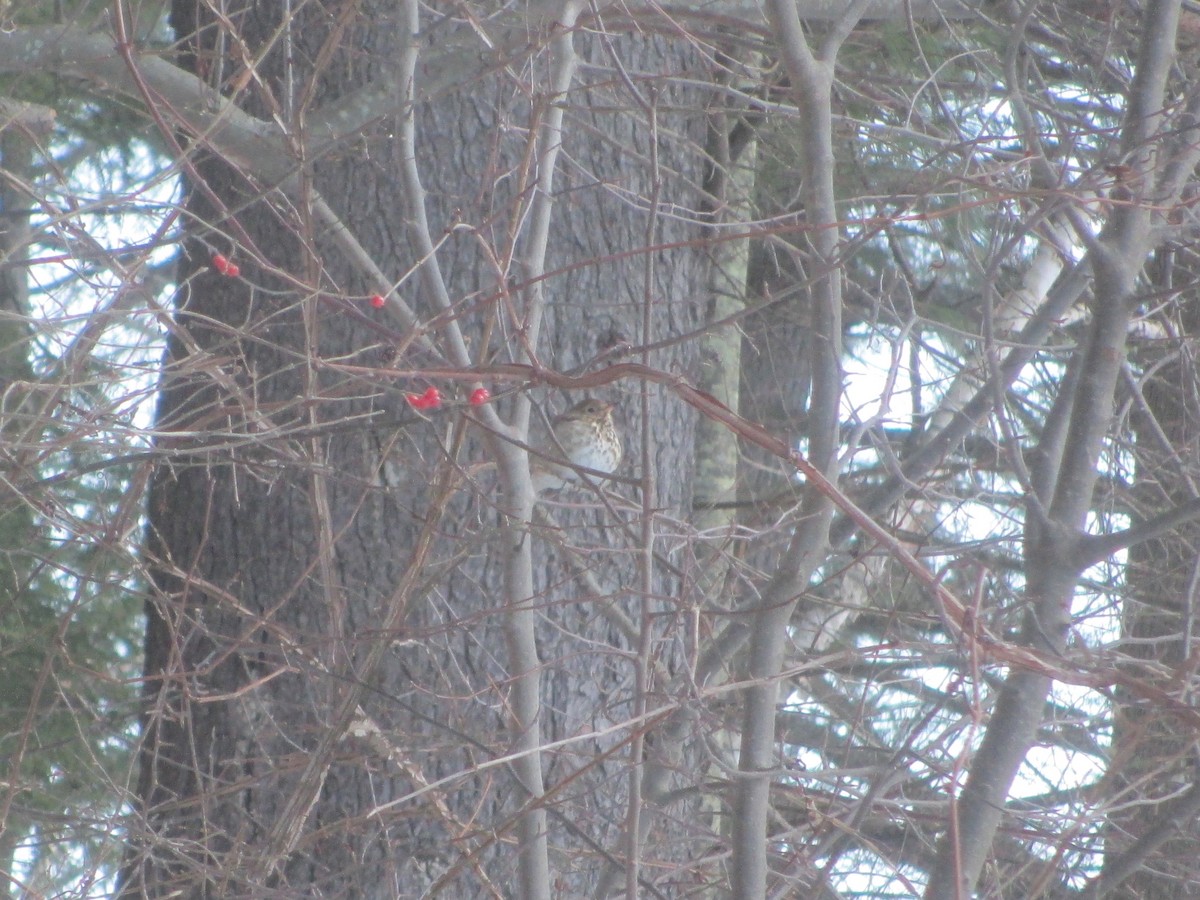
[124,5,710,896]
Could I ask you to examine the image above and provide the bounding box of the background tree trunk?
[126,4,710,896]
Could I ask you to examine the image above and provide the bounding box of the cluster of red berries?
[201,268,496,414]
[405,387,490,411]
[406,387,442,410]
[210,253,240,278]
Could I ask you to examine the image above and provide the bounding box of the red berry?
[406,388,440,410]
[369,294,386,308]
[469,388,490,406]
[406,387,442,410]
[211,253,229,274]
[225,263,240,278]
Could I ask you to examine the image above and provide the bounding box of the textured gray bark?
[125,4,709,896]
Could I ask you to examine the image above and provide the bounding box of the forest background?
[3,1,1200,897]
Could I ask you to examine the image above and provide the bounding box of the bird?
[531,398,622,495]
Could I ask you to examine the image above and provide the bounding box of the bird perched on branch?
[531,398,622,494]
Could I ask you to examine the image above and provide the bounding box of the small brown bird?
[531,399,622,494]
